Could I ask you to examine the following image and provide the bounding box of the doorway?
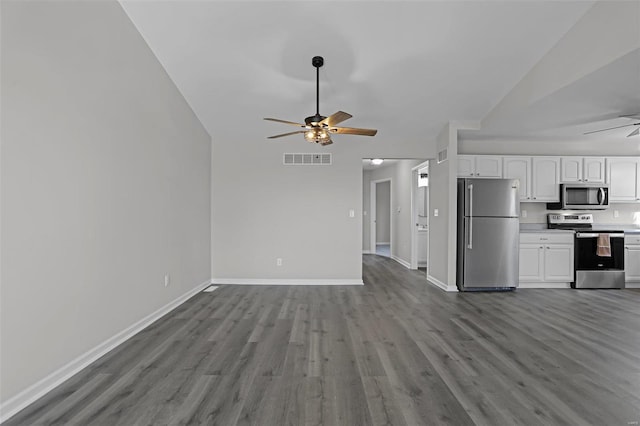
[370,178,392,257]
[411,161,429,274]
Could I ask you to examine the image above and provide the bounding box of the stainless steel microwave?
[547,183,609,210]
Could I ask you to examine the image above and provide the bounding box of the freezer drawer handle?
[468,183,473,249]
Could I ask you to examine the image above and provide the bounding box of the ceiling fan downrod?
[311,56,324,124]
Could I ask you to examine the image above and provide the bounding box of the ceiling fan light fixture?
[371,158,384,166]
[304,128,330,143]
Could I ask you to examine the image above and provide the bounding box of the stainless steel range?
[548,213,625,289]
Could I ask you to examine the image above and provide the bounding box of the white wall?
[212,130,433,282]
[362,170,372,252]
[428,124,460,291]
[375,181,391,244]
[1,0,211,406]
[459,139,640,156]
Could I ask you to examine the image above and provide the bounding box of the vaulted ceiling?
[120,1,639,147]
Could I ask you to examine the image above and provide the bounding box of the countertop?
[519,223,640,234]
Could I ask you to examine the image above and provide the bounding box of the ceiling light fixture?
[371,159,384,165]
[304,128,331,144]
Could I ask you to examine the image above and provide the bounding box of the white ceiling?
[120,1,639,147]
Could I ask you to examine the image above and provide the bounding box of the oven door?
[575,232,624,270]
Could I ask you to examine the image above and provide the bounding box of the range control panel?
[547,213,593,226]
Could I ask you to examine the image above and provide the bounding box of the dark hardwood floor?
[5,254,640,425]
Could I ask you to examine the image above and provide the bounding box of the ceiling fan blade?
[264,118,305,127]
[584,123,638,135]
[267,130,306,139]
[628,127,640,137]
[330,126,378,136]
[319,111,352,127]
[620,113,640,119]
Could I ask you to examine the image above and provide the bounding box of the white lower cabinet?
[543,244,574,282]
[625,235,640,287]
[519,244,544,281]
[519,232,574,287]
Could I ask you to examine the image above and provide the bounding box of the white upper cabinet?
[457,155,475,177]
[560,157,582,183]
[606,157,640,202]
[474,156,502,178]
[457,155,502,178]
[503,157,531,201]
[560,157,605,183]
[583,157,605,183]
[531,157,560,202]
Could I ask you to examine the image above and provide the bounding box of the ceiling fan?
[584,113,640,137]
[264,56,377,146]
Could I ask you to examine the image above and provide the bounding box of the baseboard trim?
[362,250,372,254]
[0,278,212,424]
[376,242,390,245]
[391,255,411,269]
[626,282,640,288]
[518,282,571,289]
[211,278,364,286]
[427,274,458,292]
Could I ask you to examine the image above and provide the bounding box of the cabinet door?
[532,157,560,202]
[457,155,475,177]
[606,158,640,202]
[583,157,605,183]
[560,157,582,183]
[475,156,502,178]
[543,244,574,282]
[503,157,531,201]
[519,244,544,282]
[625,245,640,281]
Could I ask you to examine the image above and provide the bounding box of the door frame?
[411,161,429,270]
[370,178,392,255]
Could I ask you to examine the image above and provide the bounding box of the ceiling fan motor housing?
[305,114,326,126]
[312,56,324,68]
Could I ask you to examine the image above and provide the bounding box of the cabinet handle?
[540,246,543,249]
[533,197,537,200]
[547,246,550,249]
[476,173,480,176]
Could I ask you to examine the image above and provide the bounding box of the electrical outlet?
[349,209,355,218]
[276,258,283,267]
[434,209,439,217]
[614,210,619,218]
[164,274,170,287]
[521,210,527,218]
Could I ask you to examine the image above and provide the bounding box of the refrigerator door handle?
[468,183,473,249]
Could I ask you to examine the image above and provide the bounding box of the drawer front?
[520,233,574,244]
[625,235,640,245]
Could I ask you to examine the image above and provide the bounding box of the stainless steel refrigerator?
[457,178,520,291]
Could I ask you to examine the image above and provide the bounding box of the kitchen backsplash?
[520,203,640,225]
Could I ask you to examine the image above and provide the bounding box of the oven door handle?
[576,233,624,238]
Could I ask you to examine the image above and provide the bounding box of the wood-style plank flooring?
[5,254,640,425]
